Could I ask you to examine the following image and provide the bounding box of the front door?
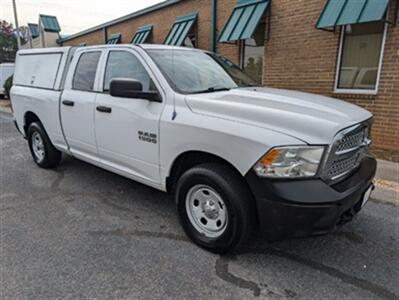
[94,49,163,185]
[61,50,102,161]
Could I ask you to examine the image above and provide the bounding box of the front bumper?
[245,157,377,240]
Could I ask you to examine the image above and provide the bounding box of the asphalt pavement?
[1,111,398,300]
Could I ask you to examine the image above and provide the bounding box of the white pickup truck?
[11,45,376,253]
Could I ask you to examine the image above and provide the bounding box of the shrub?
[3,75,13,99]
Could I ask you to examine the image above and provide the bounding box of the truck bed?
[11,47,76,151]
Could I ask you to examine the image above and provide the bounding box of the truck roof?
[17,46,72,56]
[139,44,203,51]
[76,44,202,52]
[17,44,203,56]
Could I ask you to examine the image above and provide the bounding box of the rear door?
[61,50,102,161]
[94,49,164,185]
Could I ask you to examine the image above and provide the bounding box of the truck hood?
[185,87,372,144]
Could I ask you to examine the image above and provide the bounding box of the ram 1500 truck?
[11,45,376,253]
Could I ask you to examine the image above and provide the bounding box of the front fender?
[160,107,304,184]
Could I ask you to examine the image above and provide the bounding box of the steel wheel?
[31,131,45,163]
[185,184,228,238]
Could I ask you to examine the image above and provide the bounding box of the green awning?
[39,14,61,32]
[131,25,153,44]
[164,12,197,46]
[107,33,121,44]
[316,0,389,29]
[219,0,270,43]
[28,23,39,38]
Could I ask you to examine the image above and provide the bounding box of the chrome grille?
[323,122,371,181]
[335,129,367,154]
[325,153,360,179]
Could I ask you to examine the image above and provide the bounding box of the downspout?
[396,0,399,26]
[28,31,32,48]
[103,27,108,44]
[210,0,217,52]
[41,28,46,48]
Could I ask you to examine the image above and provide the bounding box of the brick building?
[61,0,399,160]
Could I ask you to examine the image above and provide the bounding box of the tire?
[175,163,256,254]
[27,122,62,169]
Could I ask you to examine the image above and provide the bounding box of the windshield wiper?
[191,86,231,94]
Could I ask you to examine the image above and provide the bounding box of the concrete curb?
[0,100,12,114]
[374,160,398,205]
[372,186,398,207]
[376,159,399,183]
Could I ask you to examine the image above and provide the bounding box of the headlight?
[253,146,325,178]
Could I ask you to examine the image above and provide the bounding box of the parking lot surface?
[1,111,398,299]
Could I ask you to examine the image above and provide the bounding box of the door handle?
[96,106,112,113]
[62,100,74,106]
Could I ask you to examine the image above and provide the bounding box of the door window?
[103,51,155,92]
[72,51,101,91]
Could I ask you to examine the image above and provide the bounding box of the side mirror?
[109,78,161,102]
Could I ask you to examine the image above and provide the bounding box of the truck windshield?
[147,49,258,94]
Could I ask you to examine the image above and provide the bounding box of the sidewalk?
[0,103,397,204]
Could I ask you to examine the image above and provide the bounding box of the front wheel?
[175,163,256,254]
[27,122,62,169]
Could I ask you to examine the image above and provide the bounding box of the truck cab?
[11,45,376,253]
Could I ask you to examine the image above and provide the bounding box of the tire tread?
[27,122,61,169]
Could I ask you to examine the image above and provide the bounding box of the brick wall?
[64,0,212,50]
[368,3,399,159]
[264,0,339,94]
[215,0,240,65]
[61,0,399,160]
[63,29,104,46]
[263,0,399,160]
[109,0,212,49]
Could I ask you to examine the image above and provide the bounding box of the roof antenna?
[172,47,177,120]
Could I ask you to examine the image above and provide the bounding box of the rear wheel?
[175,163,256,253]
[27,122,61,168]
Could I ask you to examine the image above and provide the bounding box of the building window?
[183,31,197,48]
[240,22,265,85]
[336,22,387,93]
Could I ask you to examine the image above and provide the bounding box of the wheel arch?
[166,150,246,193]
[23,111,41,136]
